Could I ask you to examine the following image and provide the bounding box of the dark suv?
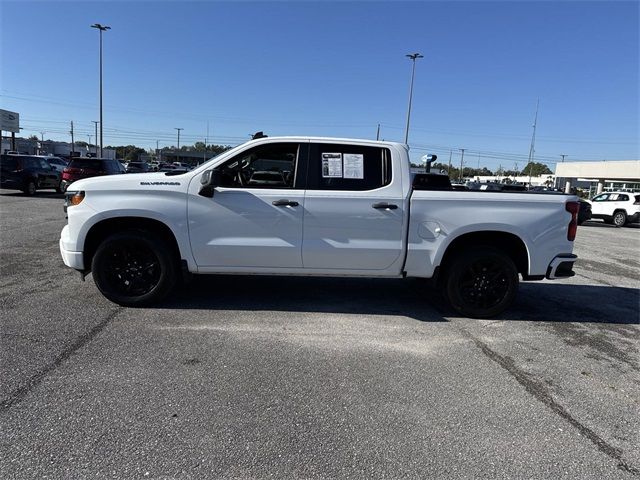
[0,154,62,195]
[125,161,150,173]
[61,157,125,192]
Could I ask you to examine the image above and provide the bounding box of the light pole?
[404,52,423,144]
[175,128,183,164]
[91,23,110,158]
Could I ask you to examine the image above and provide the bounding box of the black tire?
[91,230,177,307]
[443,247,518,318]
[613,210,627,227]
[23,180,36,196]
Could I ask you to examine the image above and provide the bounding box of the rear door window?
[0,155,18,170]
[307,143,392,191]
[69,159,104,170]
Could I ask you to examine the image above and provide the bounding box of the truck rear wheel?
[91,230,177,307]
[443,247,518,318]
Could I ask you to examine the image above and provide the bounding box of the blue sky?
[1,0,638,169]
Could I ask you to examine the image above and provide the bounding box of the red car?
[61,158,125,192]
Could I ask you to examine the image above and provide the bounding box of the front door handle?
[272,199,299,207]
[372,202,398,210]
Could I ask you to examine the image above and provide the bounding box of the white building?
[555,160,640,196]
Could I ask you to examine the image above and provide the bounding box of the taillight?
[566,201,579,241]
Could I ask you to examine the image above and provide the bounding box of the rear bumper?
[546,254,577,279]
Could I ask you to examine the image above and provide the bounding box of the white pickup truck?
[60,136,579,318]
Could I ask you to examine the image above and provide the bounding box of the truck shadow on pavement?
[160,275,640,325]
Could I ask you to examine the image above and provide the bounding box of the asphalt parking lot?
[1,189,638,479]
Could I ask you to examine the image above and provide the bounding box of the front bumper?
[546,254,577,279]
[59,226,84,270]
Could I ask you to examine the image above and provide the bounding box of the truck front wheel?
[91,230,177,307]
[443,247,518,318]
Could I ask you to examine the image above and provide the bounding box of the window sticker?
[322,153,342,177]
[343,153,364,179]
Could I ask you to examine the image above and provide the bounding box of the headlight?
[64,191,85,213]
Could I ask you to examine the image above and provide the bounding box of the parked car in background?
[578,199,592,225]
[45,156,68,173]
[126,162,150,174]
[0,154,62,195]
[588,191,640,227]
[172,162,193,172]
[149,162,160,172]
[61,157,125,192]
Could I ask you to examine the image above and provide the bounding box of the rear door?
[34,158,59,187]
[302,142,405,272]
[0,155,20,188]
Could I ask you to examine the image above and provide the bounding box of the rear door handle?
[372,202,398,210]
[272,199,299,207]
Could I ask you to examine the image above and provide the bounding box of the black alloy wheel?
[92,230,177,306]
[444,247,519,318]
[23,180,36,196]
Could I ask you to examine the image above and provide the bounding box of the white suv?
[588,191,640,227]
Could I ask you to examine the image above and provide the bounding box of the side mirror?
[420,154,437,173]
[199,169,222,197]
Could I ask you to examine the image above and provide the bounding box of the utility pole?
[40,131,45,155]
[91,121,99,156]
[91,23,110,157]
[175,127,183,164]
[560,154,567,162]
[404,52,424,144]
[70,121,75,155]
[459,148,465,182]
[376,123,381,141]
[447,150,452,177]
[527,98,539,186]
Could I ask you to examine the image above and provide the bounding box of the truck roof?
[245,136,408,149]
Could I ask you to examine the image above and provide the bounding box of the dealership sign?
[0,109,20,133]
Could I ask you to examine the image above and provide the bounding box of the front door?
[188,142,306,269]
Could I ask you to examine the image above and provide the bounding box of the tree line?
[417,161,553,179]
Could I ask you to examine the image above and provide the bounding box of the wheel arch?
[438,230,530,277]
[83,217,183,273]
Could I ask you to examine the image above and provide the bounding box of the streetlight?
[404,52,424,144]
[91,23,111,158]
